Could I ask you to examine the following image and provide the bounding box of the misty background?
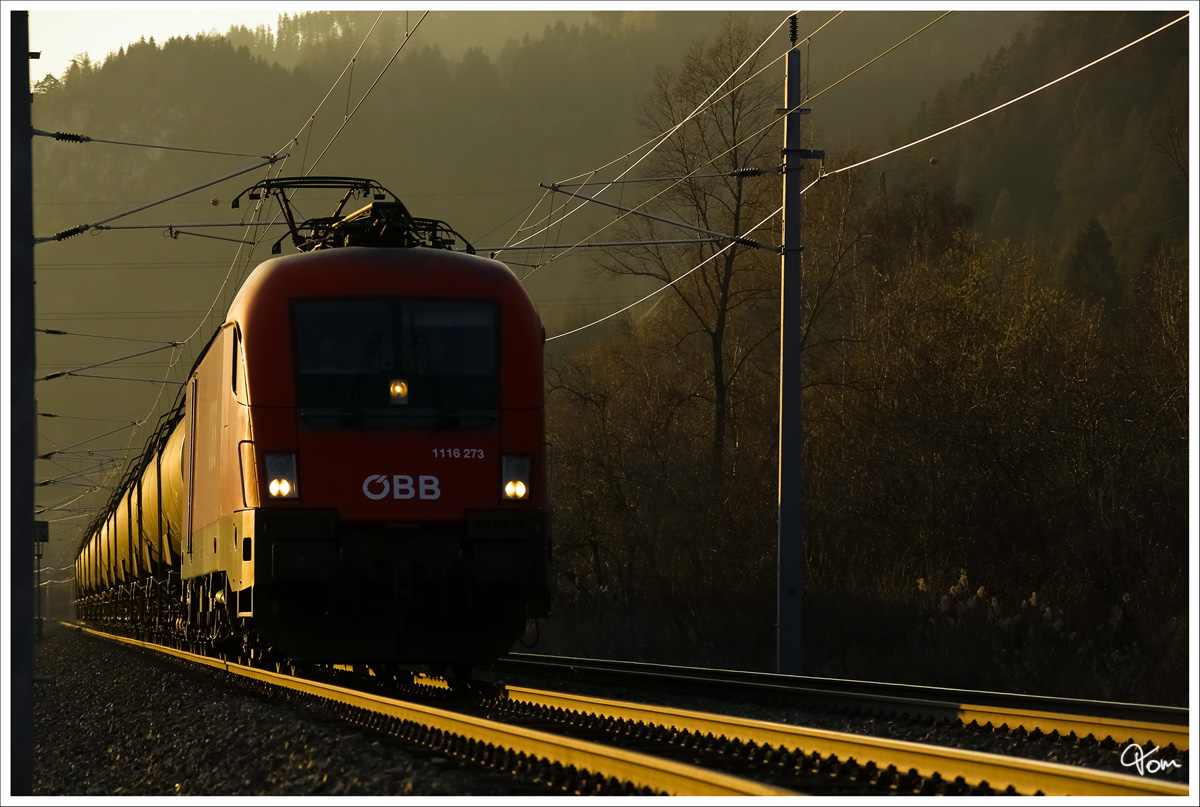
[25,9,1190,704]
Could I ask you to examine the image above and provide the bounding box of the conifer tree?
[1064,218,1123,310]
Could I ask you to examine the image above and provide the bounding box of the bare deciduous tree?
[594,15,781,477]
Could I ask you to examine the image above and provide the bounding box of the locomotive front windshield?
[294,298,498,429]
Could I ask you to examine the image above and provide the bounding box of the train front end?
[205,246,550,667]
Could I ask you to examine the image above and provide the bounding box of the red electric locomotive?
[74,177,551,672]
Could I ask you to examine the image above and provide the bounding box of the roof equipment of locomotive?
[230,175,476,255]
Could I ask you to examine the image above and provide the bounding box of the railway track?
[495,652,1190,753]
[73,626,1189,796]
[483,684,1186,796]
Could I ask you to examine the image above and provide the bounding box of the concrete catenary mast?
[778,15,822,675]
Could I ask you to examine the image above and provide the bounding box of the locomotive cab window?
[294,298,498,429]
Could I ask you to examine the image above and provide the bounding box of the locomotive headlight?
[502,454,531,500]
[265,453,299,499]
[389,379,409,404]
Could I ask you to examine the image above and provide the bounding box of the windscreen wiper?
[339,334,381,427]
[414,335,460,428]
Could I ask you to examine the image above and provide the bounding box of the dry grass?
[801,568,1188,706]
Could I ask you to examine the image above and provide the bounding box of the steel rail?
[501,652,1190,751]
[502,685,1190,797]
[73,627,795,796]
[953,703,1189,755]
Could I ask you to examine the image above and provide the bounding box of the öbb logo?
[362,474,441,500]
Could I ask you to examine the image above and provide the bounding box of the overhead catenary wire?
[77,221,285,247]
[540,183,770,251]
[544,11,1188,343]
[38,513,106,526]
[516,9,956,278]
[39,448,131,459]
[281,12,390,169]
[482,238,721,254]
[33,157,284,244]
[473,190,555,248]
[38,309,212,321]
[502,10,850,266]
[36,488,105,517]
[38,462,126,484]
[509,36,794,277]
[300,11,431,176]
[803,11,951,105]
[38,423,144,460]
[512,10,825,240]
[38,411,142,423]
[35,340,179,525]
[548,169,780,189]
[497,12,797,258]
[36,328,182,346]
[36,344,181,382]
[50,372,187,385]
[37,455,125,489]
[31,128,276,159]
[506,9,891,278]
[826,11,1190,177]
[35,565,79,574]
[36,449,134,495]
[546,201,796,343]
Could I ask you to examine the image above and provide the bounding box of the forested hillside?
[891,10,1188,291]
[30,10,1188,703]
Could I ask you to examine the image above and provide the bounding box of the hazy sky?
[19,1,818,84]
[26,2,301,82]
